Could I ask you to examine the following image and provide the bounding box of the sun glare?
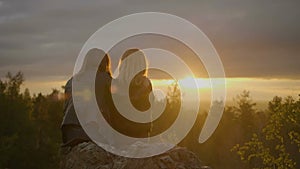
[179,76,198,89]
[179,76,211,90]
[152,76,211,91]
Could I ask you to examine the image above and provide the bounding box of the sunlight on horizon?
[151,76,212,90]
[151,77,300,101]
[21,77,299,102]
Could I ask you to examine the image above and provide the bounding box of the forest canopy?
[0,72,299,169]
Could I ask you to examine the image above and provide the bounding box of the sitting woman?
[108,48,154,138]
[117,48,152,111]
[61,48,112,148]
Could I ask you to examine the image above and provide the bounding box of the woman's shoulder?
[141,76,152,87]
[65,77,73,93]
[131,76,152,92]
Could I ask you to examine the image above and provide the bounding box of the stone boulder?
[60,142,211,169]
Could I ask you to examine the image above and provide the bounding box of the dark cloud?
[0,0,299,81]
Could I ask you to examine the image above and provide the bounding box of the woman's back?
[106,75,153,138]
[128,75,152,111]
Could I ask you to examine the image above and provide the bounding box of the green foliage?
[167,80,181,107]
[186,90,299,169]
[1,72,299,169]
[232,95,300,169]
[234,90,258,139]
[0,72,64,169]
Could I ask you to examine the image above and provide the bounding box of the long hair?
[98,53,112,76]
[117,48,148,85]
[77,48,111,75]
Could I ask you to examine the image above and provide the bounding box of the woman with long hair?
[116,48,152,111]
[61,48,112,147]
[108,48,153,139]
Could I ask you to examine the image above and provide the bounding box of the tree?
[30,89,64,169]
[0,72,64,169]
[234,90,257,140]
[166,80,181,108]
[0,72,34,168]
[232,95,300,169]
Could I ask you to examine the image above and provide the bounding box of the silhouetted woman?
[61,48,112,147]
[109,48,153,138]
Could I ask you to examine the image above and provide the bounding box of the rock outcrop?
[60,142,210,169]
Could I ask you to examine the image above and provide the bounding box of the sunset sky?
[0,0,299,101]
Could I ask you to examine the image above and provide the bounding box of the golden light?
[179,76,211,90]
[179,76,198,89]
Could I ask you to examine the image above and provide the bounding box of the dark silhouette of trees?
[232,95,300,169]
[0,72,64,169]
[183,90,299,169]
[0,72,299,169]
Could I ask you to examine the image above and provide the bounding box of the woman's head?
[78,48,111,75]
[117,48,148,84]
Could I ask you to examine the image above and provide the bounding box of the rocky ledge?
[60,142,211,169]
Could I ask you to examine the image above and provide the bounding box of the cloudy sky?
[0,0,299,97]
